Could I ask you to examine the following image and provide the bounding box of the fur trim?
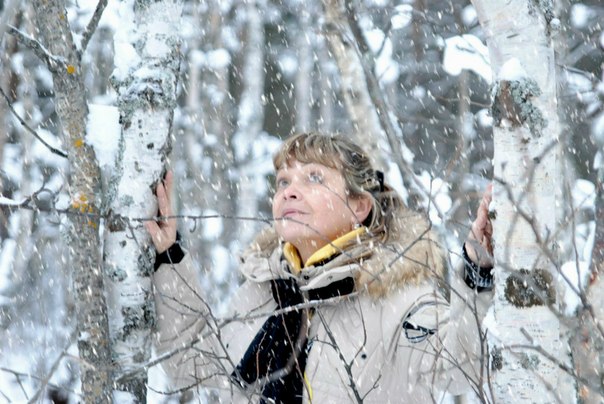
[239,206,445,298]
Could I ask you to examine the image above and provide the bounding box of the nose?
[282,182,301,200]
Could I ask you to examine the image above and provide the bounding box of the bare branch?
[0,367,80,399]
[0,86,68,158]
[6,25,65,72]
[514,328,602,399]
[27,331,77,403]
[78,0,108,57]
[316,310,364,403]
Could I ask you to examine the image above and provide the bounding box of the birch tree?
[294,7,314,133]
[234,0,266,247]
[321,0,387,169]
[104,0,183,400]
[470,1,572,401]
[572,130,604,403]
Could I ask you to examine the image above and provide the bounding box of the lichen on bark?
[492,78,547,136]
[504,268,556,308]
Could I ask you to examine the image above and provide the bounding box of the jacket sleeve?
[398,260,494,396]
[152,252,211,389]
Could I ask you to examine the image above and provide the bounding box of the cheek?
[271,196,280,216]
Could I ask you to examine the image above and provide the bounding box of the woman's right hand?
[145,171,177,254]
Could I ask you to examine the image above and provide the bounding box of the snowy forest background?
[0,0,603,402]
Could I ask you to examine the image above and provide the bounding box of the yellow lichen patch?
[87,220,98,229]
[71,193,90,213]
[74,138,84,148]
[67,65,76,74]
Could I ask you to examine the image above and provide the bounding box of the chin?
[275,223,311,244]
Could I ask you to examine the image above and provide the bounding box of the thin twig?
[515,328,601,399]
[78,0,108,58]
[0,86,68,158]
[0,367,80,398]
[316,310,364,403]
[28,330,77,403]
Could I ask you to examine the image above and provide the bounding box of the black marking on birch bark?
[108,267,128,282]
[107,211,128,232]
[121,300,156,340]
[504,268,556,308]
[529,0,555,24]
[491,346,503,371]
[519,352,541,370]
[488,209,497,220]
[120,194,135,207]
[137,246,155,276]
[492,79,546,136]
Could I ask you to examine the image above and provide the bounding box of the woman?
[147,132,494,402]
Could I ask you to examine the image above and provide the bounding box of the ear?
[352,194,373,225]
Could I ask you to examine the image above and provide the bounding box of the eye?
[308,172,323,184]
[276,177,289,189]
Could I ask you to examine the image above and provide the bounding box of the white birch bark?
[577,146,604,402]
[318,44,335,133]
[105,0,183,400]
[32,0,112,401]
[0,14,20,244]
[234,0,265,247]
[322,0,386,170]
[471,1,572,401]
[295,8,313,133]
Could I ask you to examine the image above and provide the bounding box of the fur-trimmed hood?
[239,206,445,298]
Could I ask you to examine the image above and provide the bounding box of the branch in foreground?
[27,330,77,404]
[0,367,81,399]
[0,86,68,158]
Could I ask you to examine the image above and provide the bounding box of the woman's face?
[272,159,371,261]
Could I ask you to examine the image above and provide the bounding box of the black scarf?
[231,276,355,403]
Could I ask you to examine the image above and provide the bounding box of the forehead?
[274,141,342,170]
[276,160,335,173]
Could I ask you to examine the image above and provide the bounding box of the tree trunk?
[295,8,313,133]
[318,44,335,134]
[234,0,265,248]
[105,0,183,401]
[471,1,573,401]
[321,0,387,170]
[578,145,604,402]
[32,0,112,402]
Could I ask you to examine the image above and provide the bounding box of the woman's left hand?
[145,171,177,254]
[465,184,493,268]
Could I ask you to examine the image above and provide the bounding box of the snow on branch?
[6,25,66,72]
[443,34,492,83]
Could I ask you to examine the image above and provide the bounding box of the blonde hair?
[273,132,404,242]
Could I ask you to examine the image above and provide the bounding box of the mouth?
[280,209,306,219]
